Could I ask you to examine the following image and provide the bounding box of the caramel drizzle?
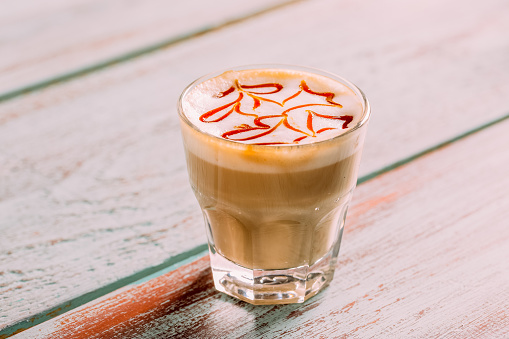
[200,80,353,144]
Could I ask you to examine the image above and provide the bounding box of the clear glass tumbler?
[178,65,370,304]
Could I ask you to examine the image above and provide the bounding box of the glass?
[178,64,370,304]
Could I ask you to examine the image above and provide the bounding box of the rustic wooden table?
[1,0,509,338]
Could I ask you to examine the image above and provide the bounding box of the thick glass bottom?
[208,227,343,305]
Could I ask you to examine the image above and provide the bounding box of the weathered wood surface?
[0,0,292,96]
[18,113,509,338]
[2,0,509,332]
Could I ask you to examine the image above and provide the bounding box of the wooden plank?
[0,0,293,96]
[18,111,509,338]
[2,0,509,331]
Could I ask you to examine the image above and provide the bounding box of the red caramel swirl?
[183,69,361,145]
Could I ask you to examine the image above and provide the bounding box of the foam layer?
[179,68,367,172]
[182,69,364,145]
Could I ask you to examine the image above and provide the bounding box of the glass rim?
[178,64,371,149]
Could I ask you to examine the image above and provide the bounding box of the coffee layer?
[186,151,362,269]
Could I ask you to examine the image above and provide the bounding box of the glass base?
[209,230,342,305]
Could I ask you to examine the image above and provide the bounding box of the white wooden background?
[1,0,509,336]
[0,0,294,96]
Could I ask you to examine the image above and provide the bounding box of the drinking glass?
[178,65,370,304]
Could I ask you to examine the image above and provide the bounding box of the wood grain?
[0,0,292,96]
[19,113,509,338]
[2,0,509,331]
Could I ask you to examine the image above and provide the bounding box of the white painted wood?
[1,0,509,330]
[17,116,509,338]
[0,0,292,95]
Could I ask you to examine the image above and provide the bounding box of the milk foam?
[180,68,367,172]
[182,69,364,145]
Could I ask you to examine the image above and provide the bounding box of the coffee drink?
[179,66,369,304]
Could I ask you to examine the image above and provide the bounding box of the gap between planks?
[0,0,303,104]
[2,111,508,338]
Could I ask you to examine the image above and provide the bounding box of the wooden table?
[1,0,508,337]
